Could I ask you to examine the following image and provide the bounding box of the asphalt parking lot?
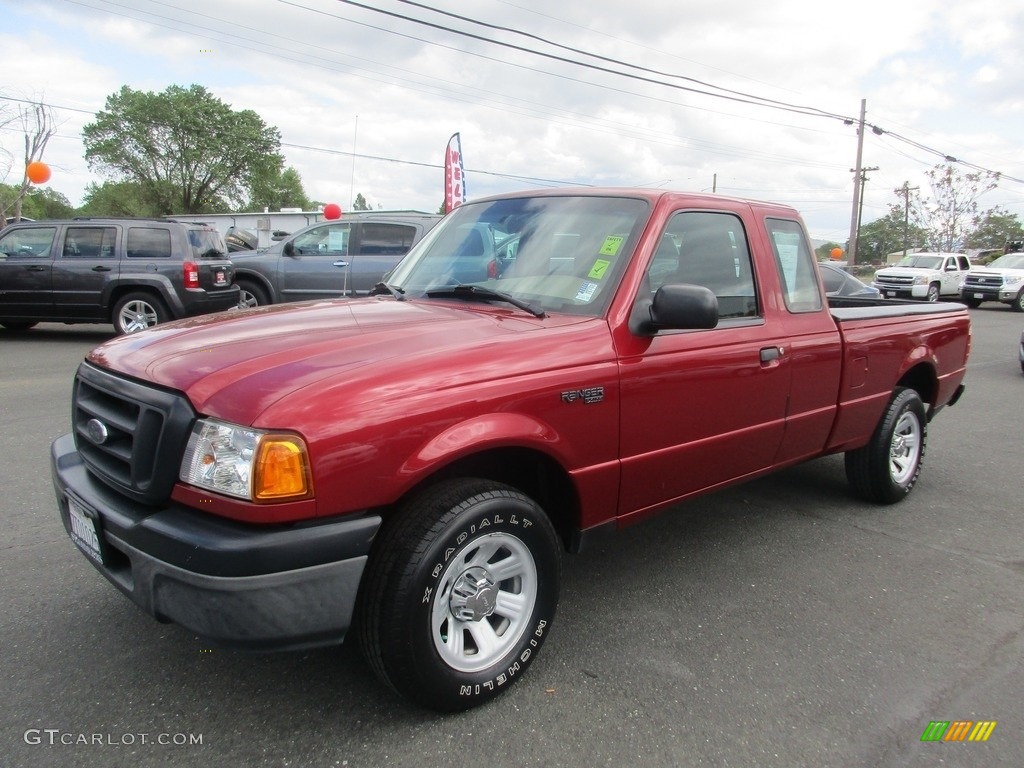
[2,306,1022,768]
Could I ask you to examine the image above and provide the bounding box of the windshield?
[386,195,650,317]
[893,254,943,269]
[188,228,227,259]
[986,253,1024,270]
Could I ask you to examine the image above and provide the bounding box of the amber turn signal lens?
[253,437,312,501]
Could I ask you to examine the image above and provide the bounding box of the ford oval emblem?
[85,418,109,445]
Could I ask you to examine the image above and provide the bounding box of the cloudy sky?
[3,0,1023,243]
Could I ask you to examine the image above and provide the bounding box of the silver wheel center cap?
[449,567,498,622]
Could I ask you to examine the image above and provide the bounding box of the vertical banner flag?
[444,133,466,214]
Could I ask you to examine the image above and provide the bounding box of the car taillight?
[183,261,200,289]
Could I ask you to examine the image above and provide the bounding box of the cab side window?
[765,218,822,313]
[63,227,117,259]
[0,227,56,258]
[645,212,758,319]
[293,223,350,255]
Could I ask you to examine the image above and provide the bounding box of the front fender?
[400,412,564,478]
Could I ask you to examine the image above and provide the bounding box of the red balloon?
[26,161,51,184]
[323,203,342,220]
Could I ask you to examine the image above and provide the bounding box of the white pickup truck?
[959,252,1024,312]
[873,252,972,302]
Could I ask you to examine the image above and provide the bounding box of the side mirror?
[631,283,719,335]
[283,241,296,257]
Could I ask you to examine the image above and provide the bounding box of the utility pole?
[851,165,879,261]
[897,182,919,258]
[847,98,866,265]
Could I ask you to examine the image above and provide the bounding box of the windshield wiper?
[199,248,225,259]
[425,284,546,318]
[369,281,407,301]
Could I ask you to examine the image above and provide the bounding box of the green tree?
[815,242,844,260]
[963,207,1023,251]
[352,192,369,211]
[857,205,930,263]
[247,166,311,211]
[78,181,165,217]
[908,163,999,251]
[82,84,283,215]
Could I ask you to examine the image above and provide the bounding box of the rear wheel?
[112,292,169,335]
[925,283,940,302]
[237,278,270,308]
[0,321,38,331]
[845,387,927,504]
[357,478,561,711]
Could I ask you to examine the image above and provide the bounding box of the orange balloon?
[26,161,51,184]
[830,247,843,260]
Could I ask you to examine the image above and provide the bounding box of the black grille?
[73,362,196,504]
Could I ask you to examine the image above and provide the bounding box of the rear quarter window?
[765,218,822,313]
[127,228,172,259]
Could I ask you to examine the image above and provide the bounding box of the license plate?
[215,270,227,286]
[974,293,984,299]
[67,496,104,565]
[886,291,897,297]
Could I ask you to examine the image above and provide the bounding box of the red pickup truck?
[51,189,969,711]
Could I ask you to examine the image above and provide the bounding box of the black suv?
[0,218,239,334]
[230,212,442,306]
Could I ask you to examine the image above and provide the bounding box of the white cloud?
[2,0,1022,242]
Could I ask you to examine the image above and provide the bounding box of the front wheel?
[0,321,38,331]
[845,387,927,504]
[1012,289,1024,313]
[112,292,170,335]
[961,297,982,309]
[925,283,940,302]
[357,479,561,711]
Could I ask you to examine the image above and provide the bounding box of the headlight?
[1003,274,1024,286]
[180,418,313,502]
[913,274,929,285]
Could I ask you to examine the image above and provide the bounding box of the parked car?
[873,252,971,301]
[960,253,1024,311]
[230,212,442,307]
[818,262,881,298]
[0,217,238,334]
[51,187,969,711]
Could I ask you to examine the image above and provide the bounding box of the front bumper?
[51,433,380,651]
[874,284,925,299]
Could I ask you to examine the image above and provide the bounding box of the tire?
[845,387,927,504]
[112,292,170,335]
[961,297,982,309]
[1012,289,1024,313]
[925,283,940,302]
[357,478,561,711]
[237,278,270,309]
[0,321,38,331]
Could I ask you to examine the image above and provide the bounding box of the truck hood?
[87,298,597,425]
[875,267,940,277]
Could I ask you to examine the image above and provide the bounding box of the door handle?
[91,265,112,272]
[760,346,783,363]
[333,260,350,268]
[26,265,47,272]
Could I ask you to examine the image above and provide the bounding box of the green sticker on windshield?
[588,259,611,280]
[599,236,624,256]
